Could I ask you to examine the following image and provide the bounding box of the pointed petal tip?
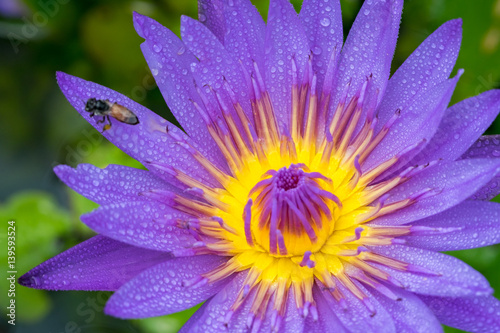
[436,18,462,42]
[55,71,70,86]
[53,164,71,176]
[56,71,84,99]
[103,298,134,319]
[449,17,463,28]
[18,270,48,290]
[132,10,144,21]
[133,11,147,38]
[103,300,121,318]
[17,272,35,288]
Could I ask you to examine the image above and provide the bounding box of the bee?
[85,98,139,131]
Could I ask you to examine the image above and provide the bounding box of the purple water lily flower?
[20,0,500,331]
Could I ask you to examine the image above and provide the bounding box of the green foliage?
[133,304,202,333]
[0,191,72,322]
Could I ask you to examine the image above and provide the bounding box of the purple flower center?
[246,164,341,255]
[274,166,302,191]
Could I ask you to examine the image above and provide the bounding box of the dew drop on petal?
[320,17,331,27]
[32,276,40,286]
[312,46,322,55]
[153,44,162,53]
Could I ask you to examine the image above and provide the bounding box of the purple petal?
[180,15,253,125]
[413,90,500,164]
[54,164,182,205]
[242,288,306,332]
[320,279,396,333]
[177,299,211,333]
[420,295,500,332]
[376,19,462,132]
[104,255,229,318]
[404,201,500,251]
[81,201,196,252]
[305,285,347,332]
[19,235,170,291]
[327,0,403,130]
[462,135,500,160]
[56,71,220,187]
[222,0,266,79]
[133,13,228,174]
[198,0,225,44]
[0,0,27,18]
[223,282,270,332]
[299,0,342,92]
[280,288,306,332]
[371,245,492,297]
[370,284,442,332]
[265,0,310,129]
[372,158,500,226]
[365,73,461,171]
[461,135,500,200]
[181,273,304,333]
[178,271,247,332]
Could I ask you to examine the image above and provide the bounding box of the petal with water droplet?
[18,235,170,291]
[105,255,230,318]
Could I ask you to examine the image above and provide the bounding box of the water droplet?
[32,276,40,286]
[320,17,331,27]
[153,44,162,53]
[312,46,322,55]
[151,68,159,76]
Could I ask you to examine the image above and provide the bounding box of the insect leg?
[102,115,112,132]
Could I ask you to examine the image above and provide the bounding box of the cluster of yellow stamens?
[144,56,450,331]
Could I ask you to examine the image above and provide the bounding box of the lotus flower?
[20,0,500,331]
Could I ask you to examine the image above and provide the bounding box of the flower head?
[20,0,500,331]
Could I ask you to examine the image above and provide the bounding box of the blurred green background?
[1,0,500,332]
